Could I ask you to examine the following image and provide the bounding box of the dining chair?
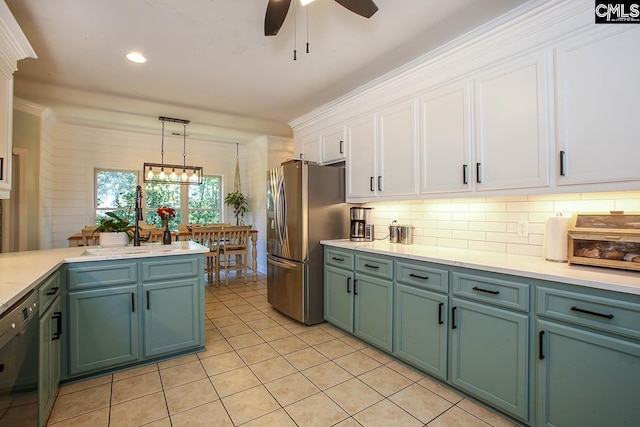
[191,225,223,284]
[81,226,99,246]
[218,225,251,286]
[144,228,165,243]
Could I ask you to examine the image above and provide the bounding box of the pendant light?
[143,116,203,185]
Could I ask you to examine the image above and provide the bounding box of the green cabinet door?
[68,285,139,375]
[143,278,202,357]
[354,273,393,352]
[394,284,448,380]
[450,297,528,420]
[536,320,640,427]
[324,265,354,332]
[39,297,61,426]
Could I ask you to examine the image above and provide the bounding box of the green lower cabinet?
[394,284,448,380]
[39,297,61,426]
[68,285,139,376]
[354,273,393,352]
[536,320,640,427]
[324,265,354,332]
[450,297,528,421]
[143,278,201,358]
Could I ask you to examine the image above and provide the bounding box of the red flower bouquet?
[157,206,176,221]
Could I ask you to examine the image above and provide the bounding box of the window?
[145,175,222,230]
[95,169,138,224]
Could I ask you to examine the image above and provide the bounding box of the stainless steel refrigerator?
[267,160,350,325]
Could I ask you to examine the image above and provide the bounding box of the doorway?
[0,149,26,252]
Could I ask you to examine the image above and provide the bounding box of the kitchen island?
[321,239,640,426]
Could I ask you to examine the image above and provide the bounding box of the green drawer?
[537,286,640,340]
[142,256,199,281]
[325,247,354,270]
[396,261,448,293]
[39,270,61,312]
[68,261,138,290]
[452,271,529,312]
[355,254,393,280]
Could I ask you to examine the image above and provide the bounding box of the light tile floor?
[46,274,518,427]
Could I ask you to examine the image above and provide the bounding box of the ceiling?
[7,0,533,140]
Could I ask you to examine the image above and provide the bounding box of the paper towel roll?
[544,216,571,262]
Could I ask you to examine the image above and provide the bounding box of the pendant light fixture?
[143,116,203,185]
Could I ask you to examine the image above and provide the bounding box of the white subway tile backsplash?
[369,191,640,258]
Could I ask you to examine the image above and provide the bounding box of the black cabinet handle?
[539,331,545,360]
[409,273,429,280]
[570,306,613,320]
[0,157,3,181]
[332,257,344,262]
[476,163,482,183]
[147,291,151,310]
[438,303,444,325]
[378,176,382,192]
[354,279,358,295]
[364,264,379,269]
[346,277,351,293]
[52,312,62,340]
[559,151,566,176]
[46,286,60,296]
[463,164,468,185]
[472,286,500,295]
[339,140,344,154]
[131,293,136,312]
[451,306,457,329]
[370,177,374,192]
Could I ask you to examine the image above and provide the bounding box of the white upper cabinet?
[377,100,419,199]
[346,114,376,200]
[300,133,320,164]
[321,125,346,164]
[555,26,640,186]
[0,2,36,199]
[473,53,550,191]
[420,81,472,194]
[346,100,419,202]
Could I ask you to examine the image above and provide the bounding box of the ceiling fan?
[265,0,379,36]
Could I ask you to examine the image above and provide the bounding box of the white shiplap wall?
[368,191,640,257]
[47,120,248,249]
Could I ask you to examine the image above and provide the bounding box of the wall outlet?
[517,221,529,237]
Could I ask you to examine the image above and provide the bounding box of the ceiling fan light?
[300,0,315,5]
[126,52,146,63]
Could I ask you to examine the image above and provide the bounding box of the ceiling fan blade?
[265,0,292,36]
[333,0,378,18]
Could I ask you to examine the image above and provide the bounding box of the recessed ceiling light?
[126,52,146,63]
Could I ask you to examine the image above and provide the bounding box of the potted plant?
[93,211,135,247]
[224,190,249,225]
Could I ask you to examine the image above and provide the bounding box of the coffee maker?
[350,207,374,242]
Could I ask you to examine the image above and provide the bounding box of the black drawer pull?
[451,306,457,329]
[52,312,62,340]
[409,273,429,280]
[131,293,136,312]
[364,264,379,269]
[472,286,499,295]
[332,256,345,262]
[147,291,151,310]
[46,286,60,296]
[354,279,358,295]
[346,277,351,293]
[570,306,614,320]
[539,331,545,360]
[438,302,444,325]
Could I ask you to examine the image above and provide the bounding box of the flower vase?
[162,220,171,245]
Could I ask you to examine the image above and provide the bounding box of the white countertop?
[0,241,208,316]
[321,240,640,296]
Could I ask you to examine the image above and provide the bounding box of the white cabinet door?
[474,53,550,191]
[555,26,640,186]
[378,100,419,198]
[0,77,12,198]
[322,125,346,164]
[420,81,472,194]
[346,114,377,200]
[300,133,320,164]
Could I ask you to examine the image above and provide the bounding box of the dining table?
[67,228,260,282]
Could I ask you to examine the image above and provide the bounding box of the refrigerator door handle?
[276,176,287,245]
[267,255,301,270]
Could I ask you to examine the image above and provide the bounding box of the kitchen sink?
[81,245,183,256]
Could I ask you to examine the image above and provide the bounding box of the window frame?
[94,168,140,225]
